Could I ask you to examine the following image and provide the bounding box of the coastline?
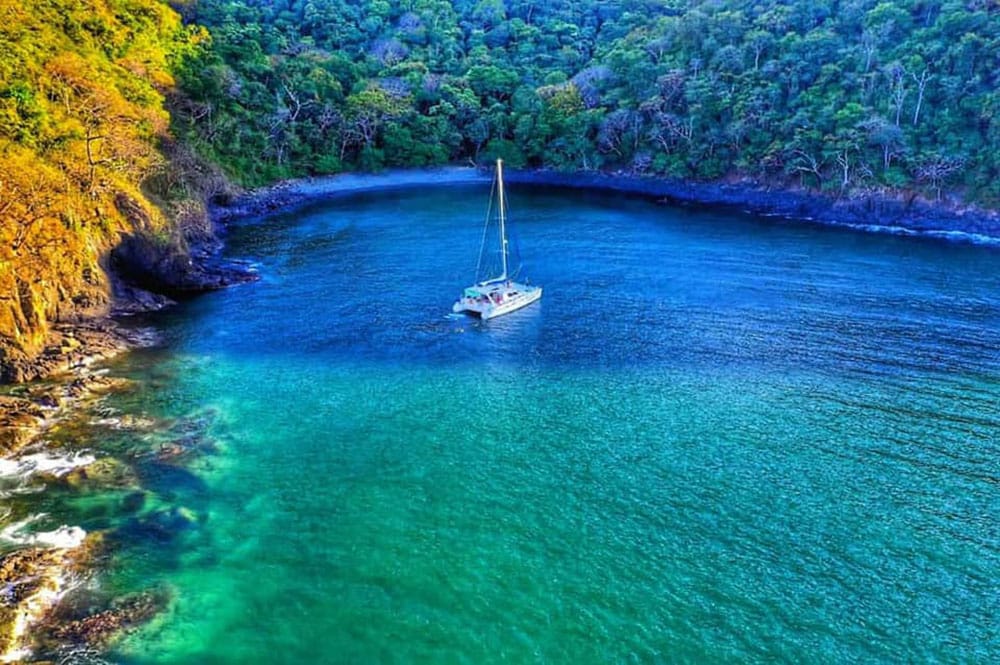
[0,321,164,660]
[210,167,493,222]
[3,164,998,658]
[505,170,1000,244]
[0,208,248,659]
[0,320,196,659]
[212,166,1000,245]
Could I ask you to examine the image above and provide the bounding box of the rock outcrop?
[0,397,46,456]
[44,589,169,649]
[0,542,88,662]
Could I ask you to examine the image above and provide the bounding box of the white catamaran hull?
[452,159,543,320]
[452,283,542,320]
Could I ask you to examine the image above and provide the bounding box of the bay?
[84,184,1000,663]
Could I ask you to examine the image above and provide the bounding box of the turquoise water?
[64,186,1000,661]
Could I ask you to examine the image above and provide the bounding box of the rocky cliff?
[0,0,239,382]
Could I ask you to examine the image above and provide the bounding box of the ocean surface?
[18,184,1000,662]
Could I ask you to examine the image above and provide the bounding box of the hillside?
[0,0,229,380]
[176,0,1000,202]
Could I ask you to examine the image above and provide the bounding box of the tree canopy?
[173,0,1000,204]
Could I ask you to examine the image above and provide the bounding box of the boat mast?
[497,158,508,281]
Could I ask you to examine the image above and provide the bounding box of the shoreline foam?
[0,451,98,480]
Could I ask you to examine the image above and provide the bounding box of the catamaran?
[452,159,542,320]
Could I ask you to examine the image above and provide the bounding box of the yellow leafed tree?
[0,0,204,378]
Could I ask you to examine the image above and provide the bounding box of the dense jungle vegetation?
[1,0,998,371]
[174,0,1000,203]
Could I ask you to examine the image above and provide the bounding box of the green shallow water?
[55,185,1000,662]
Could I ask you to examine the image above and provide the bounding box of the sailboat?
[452,159,542,320]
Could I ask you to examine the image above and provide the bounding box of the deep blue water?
[36,183,1000,662]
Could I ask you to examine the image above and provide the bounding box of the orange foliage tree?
[0,0,201,371]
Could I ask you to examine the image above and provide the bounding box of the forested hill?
[175,0,1000,203]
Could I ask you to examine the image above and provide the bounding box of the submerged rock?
[153,432,219,464]
[45,588,169,649]
[148,505,201,533]
[120,491,148,514]
[62,458,138,490]
[116,505,202,546]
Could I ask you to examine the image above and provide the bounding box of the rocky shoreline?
[0,347,216,660]
[0,347,154,660]
[505,170,1000,241]
[212,166,1000,243]
[2,244,257,385]
[209,166,493,222]
[0,213,253,660]
[0,542,90,662]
